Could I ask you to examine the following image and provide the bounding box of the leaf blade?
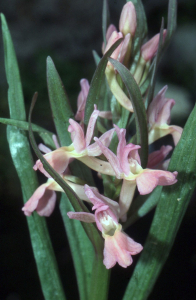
[123,104,196,300]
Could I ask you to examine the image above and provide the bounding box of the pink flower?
[67,185,143,269]
[147,86,183,145]
[22,177,98,217]
[94,125,178,220]
[34,106,115,177]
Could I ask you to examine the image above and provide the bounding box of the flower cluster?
[22,2,182,269]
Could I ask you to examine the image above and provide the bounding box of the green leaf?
[47,56,74,146]
[92,50,101,66]
[109,58,148,168]
[128,0,148,73]
[102,0,109,47]
[164,0,177,48]
[84,38,123,127]
[1,13,26,121]
[1,13,66,299]
[0,117,55,148]
[8,127,66,300]
[123,105,196,300]
[60,194,94,299]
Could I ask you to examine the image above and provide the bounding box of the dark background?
[0,0,196,299]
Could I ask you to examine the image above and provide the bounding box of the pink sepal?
[147,145,173,169]
[84,185,120,218]
[68,119,86,153]
[136,169,178,195]
[147,86,172,126]
[102,24,117,53]
[104,31,124,60]
[115,125,141,175]
[98,111,113,119]
[38,143,51,154]
[34,148,70,178]
[119,2,137,36]
[67,211,95,223]
[85,106,100,147]
[106,24,117,42]
[170,125,183,146]
[141,30,167,62]
[75,79,89,121]
[117,33,131,64]
[22,182,56,217]
[94,137,123,178]
[103,228,143,269]
[87,128,115,156]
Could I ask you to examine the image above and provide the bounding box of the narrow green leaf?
[1,13,66,299]
[90,254,110,300]
[109,58,148,167]
[1,13,26,120]
[92,50,101,66]
[60,194,94,299]
[0,117,55,148]
[164,0,177,47]
[29,94,104,300]
[128,0,148,73]
[123,105,196,300]
[7,126,66,300]
[47,56,74,146]
[84,38,123,127]
[102,0,109,47]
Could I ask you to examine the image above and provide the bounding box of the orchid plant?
[1,0,196,300]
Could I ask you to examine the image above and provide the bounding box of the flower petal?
[22,182,56,217]
[67,211,95,223]
[33,147,70,177]
[68,119,86,152]
[103,226,143,269]
[147,145,173,169]
[87,128,115,156]
[94,137,123,178]
[147,85,168,126]
[170,125,183,146]
[85,106,100,147]
[84,185,120,218]
[136,169,178,195]
[75,79,89,121]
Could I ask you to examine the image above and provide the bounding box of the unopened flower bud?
[141,29,167,62]
[119,2,137,37]
[102,24,117,53]
[104,31,123,60]
[106,24,117,42]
